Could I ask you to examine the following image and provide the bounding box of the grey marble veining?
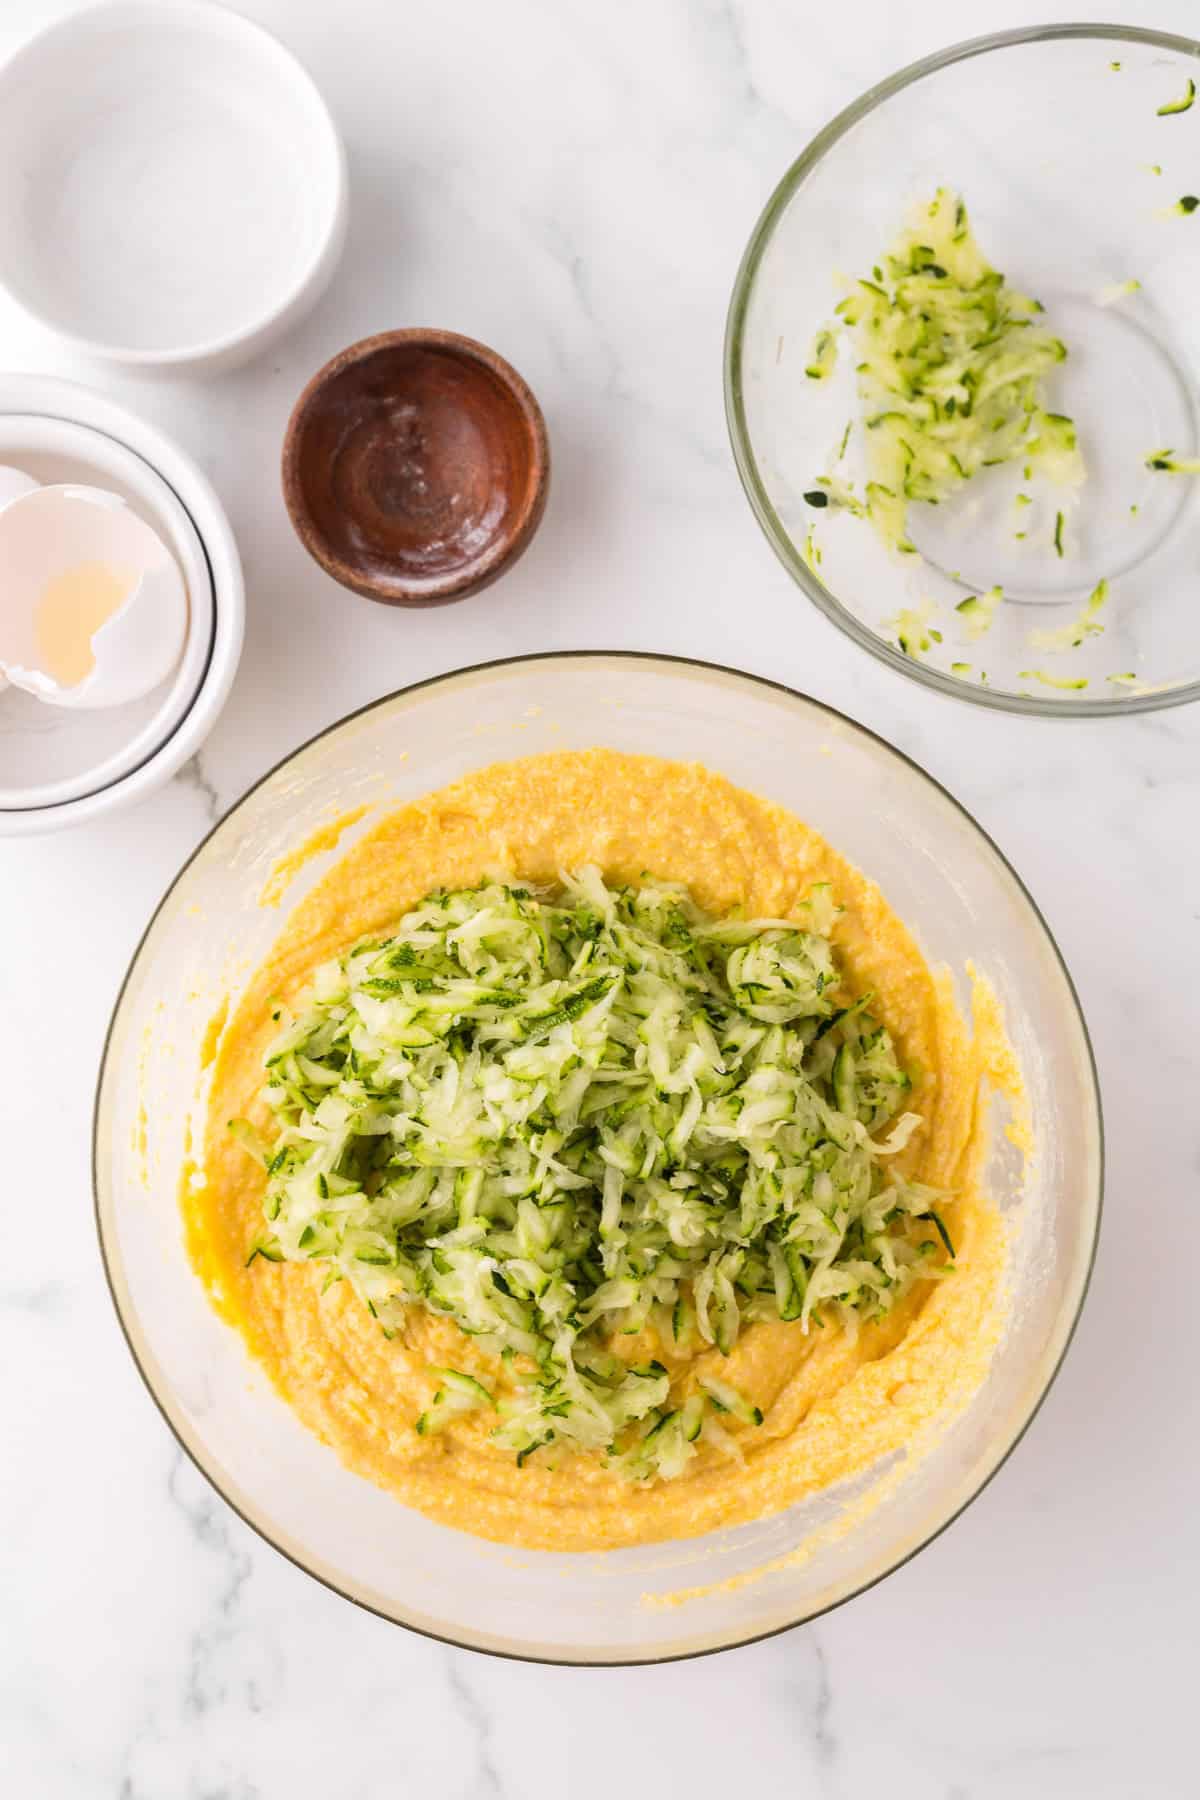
[1,1,1197,1795]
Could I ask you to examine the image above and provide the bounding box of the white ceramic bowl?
[0,414,213,809]
[0,376,243,835]
[95,655,1102,1663]
[0,1,347,369]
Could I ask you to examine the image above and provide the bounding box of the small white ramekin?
[0,375,244,836]
[0,2,347,371]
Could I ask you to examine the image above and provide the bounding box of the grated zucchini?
[812,189,1083,551]
[1028,580,1109,652]
[890,598,939,657]
[1097,278,1141,305]
[805,329,838,380]
[1157,77,1196,117]
[239,872,950,1483]
[1019,669,1089,690]
[1146,448,1200,473]
[955,585,1003,642]
[416,1368,495,1435]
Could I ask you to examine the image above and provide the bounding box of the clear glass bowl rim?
[92,651,1105,1663]
[724,21,1200,719]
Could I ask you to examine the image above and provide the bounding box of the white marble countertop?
[2,0,1197,1793]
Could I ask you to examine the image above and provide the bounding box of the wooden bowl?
[281,329,550,606]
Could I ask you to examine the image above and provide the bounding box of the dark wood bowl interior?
[282,330,549,606]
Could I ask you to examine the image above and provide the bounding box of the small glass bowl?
[726,25,1200,715]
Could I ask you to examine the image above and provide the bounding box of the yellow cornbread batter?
[185,750,1015,1551]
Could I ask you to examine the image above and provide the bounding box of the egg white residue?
[0,484,187,709]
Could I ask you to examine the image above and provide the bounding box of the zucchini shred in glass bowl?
[94,655,1101,1662]
[726,26,1200,715]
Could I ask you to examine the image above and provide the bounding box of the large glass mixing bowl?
[94,655,1102,1662]
[727,26,1200,715]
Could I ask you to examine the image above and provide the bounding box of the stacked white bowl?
[0,0,351,832]
[0,377,244,836]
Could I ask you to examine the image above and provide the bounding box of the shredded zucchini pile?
[812,189,1083,548]
[235,871,951,1483]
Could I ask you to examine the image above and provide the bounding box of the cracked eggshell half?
[0,484,187,707]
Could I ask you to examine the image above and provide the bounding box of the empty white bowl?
[0,2,347,369]
[0,375,244,835]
